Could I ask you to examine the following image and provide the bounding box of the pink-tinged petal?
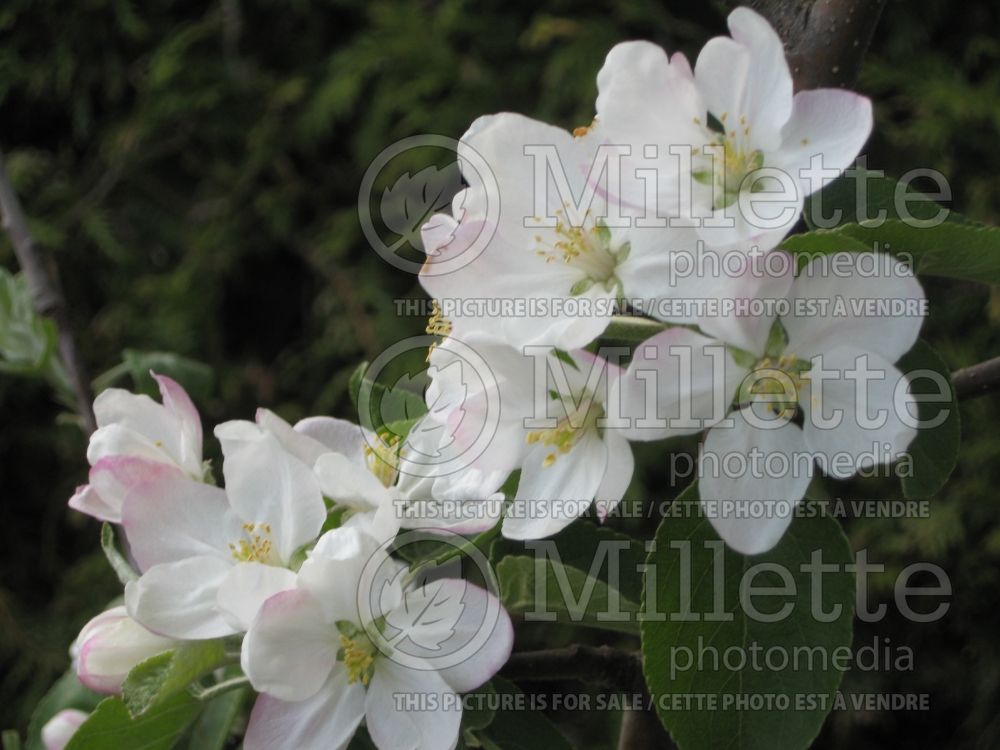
[774,89,873,184]
[151,372,203,471]
[503,431,607,540]
[384,579,512,694]
[75,605,175,694]
[68,484,117,523]
[86,423,173,469]
[698,414,811,555]
[82,455,184,525]
[256,408,332,468]
[244,670,365,750]
[41,709,88,750]
[125,556,234,639]
[121,475,236,572]
[216,562,297,632]
[612,328,744,441]
[801,347,917,478]
[593,431,635,522]
[294,416,371,467]
[365,661,462,750]
[215,421,326,562]
[783,251,925,364]
[241,589,337,702]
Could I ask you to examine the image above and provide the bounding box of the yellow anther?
[339,634,375,686]
[229,522,276,564]
[364,431,402,488]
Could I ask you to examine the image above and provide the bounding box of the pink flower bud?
[41,709,88,750]
[73,605,176,694]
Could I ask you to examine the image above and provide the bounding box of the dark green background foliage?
[1,0,999,747]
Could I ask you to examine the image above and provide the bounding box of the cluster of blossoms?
[418,6,921,554]
[49,7,926,750]
[60,374,512,749]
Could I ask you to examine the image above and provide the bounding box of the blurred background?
[1,0,999,747]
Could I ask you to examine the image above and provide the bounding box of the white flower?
[616,252,923,553]
[69,373,203,523]
[72,605,176,694]
[419,113,680,351]
[41,709,88,750]
[421,338,634,539]
[122,422,326,638]
[241,527,513,750]
[595,7,873,246]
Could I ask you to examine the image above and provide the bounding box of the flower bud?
[73,605,176,693]
[41,709,88,750]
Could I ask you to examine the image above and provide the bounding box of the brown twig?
[952,356,1000,401]
[0,149,96,434]
[747,0,889,91]
[503,646,675,750]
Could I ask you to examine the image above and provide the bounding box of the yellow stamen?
[339,634,375,686]
[229,522,276,564]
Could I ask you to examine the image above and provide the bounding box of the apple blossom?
[595,7,874,246]
[241,526,513,750]
[616,252,923,553]
[72,605,176,694]
[122,422,326,638]
[68,373,203,523]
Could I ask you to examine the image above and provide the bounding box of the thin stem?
[951,356,1000,401]
[0,149,96,433]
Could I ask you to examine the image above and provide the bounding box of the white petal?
[783,252,925,363]
[365,661,462,750]
[79,455,184,525]
[255,408,332,467]
[121,475,237,571]
[215,420,326,562]
[241,588,337,702]
[613,328,744,441]
[314,452,391,512]
[383,579,513,693]
[244,670,365,750]
[216,562,298,632]
[801,346,917,478]
[773,89,873,183]
[67,484,118,524]
[152,373,203,473]
[295,416,370,467]
[503,431,607,540]
[593,431,635,521]
[124,556,234,639]
[699,414,812,555]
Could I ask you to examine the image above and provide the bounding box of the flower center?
[364,430,401,488]
[533,214,628,296]
[338,633,376,685]
[526,390,604,467]
[740,354,811,420]
[693,112,764,210]
[424,300,452,360]
[228,522,277,564]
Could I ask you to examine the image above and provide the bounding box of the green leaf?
[2,731,22,750]
[782,219,1000,285]
[641,486,855,750]
[120,349,214,401]
[348,361,369,411]
[896,340,961,499]
[475,677,572,750]
[0,268,58,377]
[353,362,427,433]
[491,519,647,605]
[803,171,969,230]
[101,523,138,585]
[496,555,639,635]
[64,693,200,750]
[25,670,103,750]
[180,687,247,750]
[121,640,229,717]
